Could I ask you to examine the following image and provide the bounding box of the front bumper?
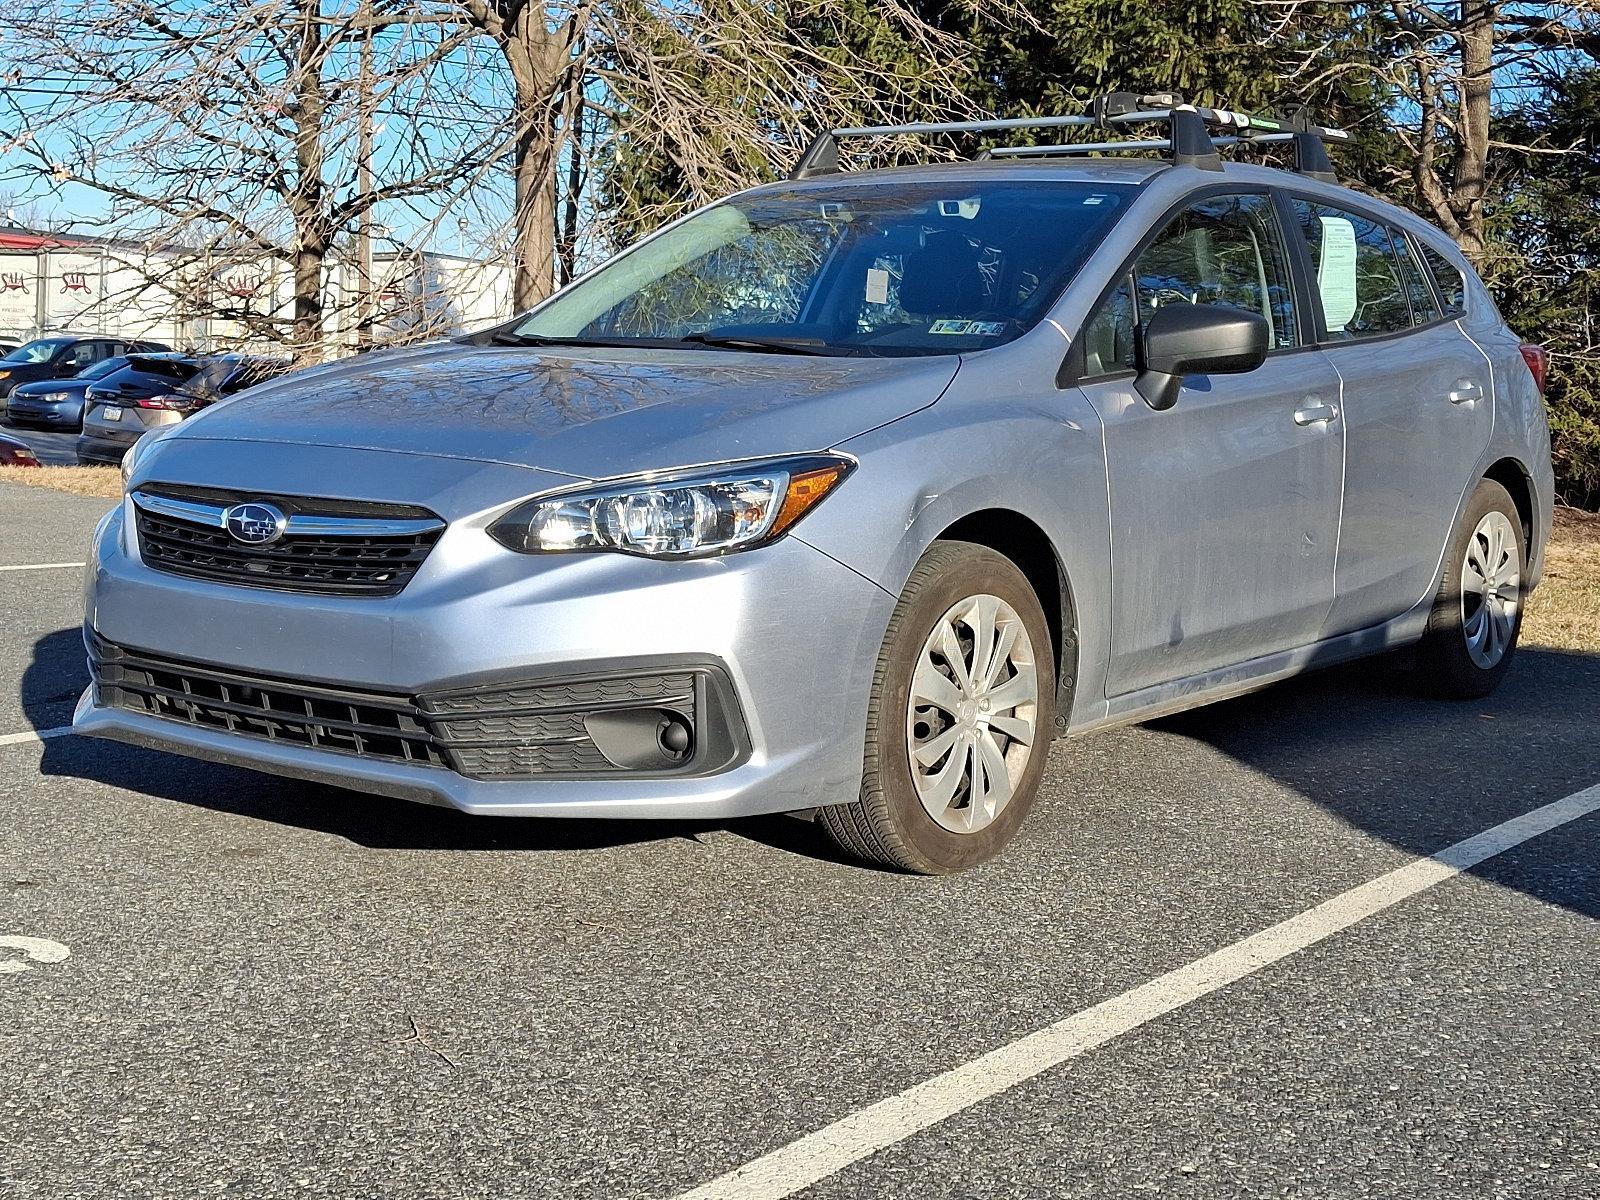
[6,397,80,426]
[75,498,894,819]
[78,430,138,464]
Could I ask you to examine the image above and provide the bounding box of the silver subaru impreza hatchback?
[78,101,1554,873]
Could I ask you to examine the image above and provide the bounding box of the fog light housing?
[585,707,696,771]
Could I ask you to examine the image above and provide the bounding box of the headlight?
[120,430,157,490]
[488,453,855,559]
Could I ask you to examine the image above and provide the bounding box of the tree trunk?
[290,0,329,353]
[1454,0,1496,265]
[506,13,566,310]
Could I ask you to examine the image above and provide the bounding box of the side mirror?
[1136,303,1270,411]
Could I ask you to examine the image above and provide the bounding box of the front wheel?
[1415,479,1526,699]
[818,541,1056,874]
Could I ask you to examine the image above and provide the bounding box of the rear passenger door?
[1282,196,1493,634]
[1075,190,1345,699]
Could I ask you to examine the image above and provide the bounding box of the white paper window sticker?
[865,267,890,306]
[1317,215,1359,331]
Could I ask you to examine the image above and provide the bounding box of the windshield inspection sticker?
[865,267,890,305]
[969,321,1007,336]
[929,320,974,334]
[1318,215,1359,331]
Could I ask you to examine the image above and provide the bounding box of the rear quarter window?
[1416,241,1467,316]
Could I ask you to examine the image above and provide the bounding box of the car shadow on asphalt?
[22,625,854,862]
[1146,645,1600,916]
[21,625,1600,895]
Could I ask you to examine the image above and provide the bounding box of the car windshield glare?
[4,338,71,364]
[516,181,1133,356]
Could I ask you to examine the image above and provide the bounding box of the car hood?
[168,342,958,480]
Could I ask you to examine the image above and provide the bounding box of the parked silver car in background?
[77,102,1553,873]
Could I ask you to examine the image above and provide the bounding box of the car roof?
[748,156,1459,258]
[745,157,1169,193]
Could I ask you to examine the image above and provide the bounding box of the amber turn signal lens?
[771,463,851,536]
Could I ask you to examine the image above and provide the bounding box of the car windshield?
[3,337,71,364]
[77,357,127,380]
[515,180,1134,356]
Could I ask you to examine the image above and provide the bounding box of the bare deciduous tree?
[0,0,501,358]
[1260,0,1600,263]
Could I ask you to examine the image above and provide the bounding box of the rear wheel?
[1415,479,1526,699]
[819,541,1056,874]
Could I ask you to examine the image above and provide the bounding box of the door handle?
[1448,381,1484,405]
[1293,401,1339,426]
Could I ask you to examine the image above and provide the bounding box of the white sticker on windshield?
[865,267,890,306]
[970,321,1007,336]
[929,320,973,335]
[1317,215,1359,331]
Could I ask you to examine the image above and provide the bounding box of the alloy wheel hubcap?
[906,594,1038,834]
[1461,510,1520,669]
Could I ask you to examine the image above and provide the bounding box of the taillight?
[1519,343,1548,394]
[135,393,195,411]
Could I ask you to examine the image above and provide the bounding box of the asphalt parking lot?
[2,479,1597,1199]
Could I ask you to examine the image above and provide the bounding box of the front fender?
[797,382,1113,728]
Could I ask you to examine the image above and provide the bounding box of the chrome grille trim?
[131,490,445,538]
[129,485,446,596]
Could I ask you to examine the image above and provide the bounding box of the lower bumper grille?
[89,636,717,780]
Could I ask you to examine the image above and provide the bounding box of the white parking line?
[674,783,1600,1200]
[0,562,86,572]
[0,726,73,747]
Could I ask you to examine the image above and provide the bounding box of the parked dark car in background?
[4,355,132,431]
[0,334,170,398]
[0,431,41,466]
[77,353,288,465]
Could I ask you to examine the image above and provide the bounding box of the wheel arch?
[932,508,1079,732]
[1483,456,1536,552]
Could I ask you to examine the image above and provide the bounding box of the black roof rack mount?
[789,92,1350,183]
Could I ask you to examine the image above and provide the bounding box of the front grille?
[132,484,444,597]
[90,637,704,780]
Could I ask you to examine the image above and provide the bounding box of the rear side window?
[1416,241,1466,316]
[1290,200,1411,339]
[1391,233,1441,326]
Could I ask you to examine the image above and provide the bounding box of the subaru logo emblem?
[223,502,287,545]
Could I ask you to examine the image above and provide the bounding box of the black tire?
[1414,478,1527,700]
[819,541,1056,874]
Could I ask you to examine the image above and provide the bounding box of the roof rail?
[789,92,1350,183]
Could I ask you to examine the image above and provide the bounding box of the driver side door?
[1074,190,1344,702]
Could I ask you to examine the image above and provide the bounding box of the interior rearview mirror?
[1136,303,1270,411]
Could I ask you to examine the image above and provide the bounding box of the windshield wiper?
[485,331,628,348]
[677,333,831,356]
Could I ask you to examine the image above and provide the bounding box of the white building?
[0,227,513,353]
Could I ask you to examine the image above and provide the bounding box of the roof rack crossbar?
[789,94,1349,182]
[982,132,1295,160]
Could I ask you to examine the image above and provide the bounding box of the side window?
[1390,231,1441,326]
[1416,241,1466,316]
[1080,193,1297,376]
[57,342,98,371]
[1291,200,1412,339]
[1134,194,1297,348]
